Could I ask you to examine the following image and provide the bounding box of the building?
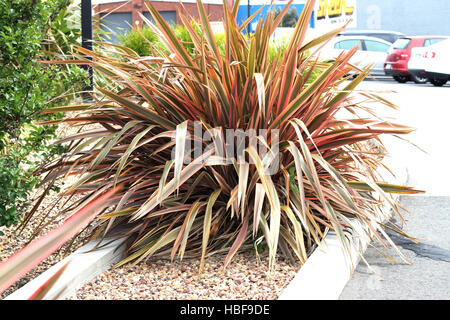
[236,0,315,33]
[313,0,357,34]
[93,0,224,42]
[352,0,450,36]
[93,0,359,42]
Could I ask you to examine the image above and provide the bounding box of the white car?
[319,36,392,76]
[337,30,405,44]
[409,38,450,86]
[408,46,431,83]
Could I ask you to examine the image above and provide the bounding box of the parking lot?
[339,76,450,300]
[358,77,450,195]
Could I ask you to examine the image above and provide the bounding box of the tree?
[275,7,299,28]
[0,0,87,228]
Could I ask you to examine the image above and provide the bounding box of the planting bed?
[66,252,298,300]
[2,207,298,300]
[0,121,299,300]
[0,102,405,301]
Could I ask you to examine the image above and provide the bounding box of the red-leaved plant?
[0,0,422,297]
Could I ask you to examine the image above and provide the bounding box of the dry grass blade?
[0,187,119,294]
[27,261,71,300]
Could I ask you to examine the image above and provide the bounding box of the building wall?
[236,2,312,33]
[354,0,450,36]
[95,0,224,27]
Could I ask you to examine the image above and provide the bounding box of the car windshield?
[428,38,450,50]
[334,39,363,50]
[339,32,403,43]
[393,38,411,49]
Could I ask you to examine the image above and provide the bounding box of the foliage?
[173,23,198,54]
[269,37,289,62]
[0,125,67,229]
[0,0,422,294]
[0,187,118,294]
[119,21,226,57]
[0,0,87,228]
[213,32,227,55]
[275,7,299,28]
[118,25,166,57]
[0,154,36,229]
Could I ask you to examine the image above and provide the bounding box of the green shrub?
[119,21,226,57]
[173,23,227,55]
[0,125,66,229]
[269,37,289,62]
[173,23,197,54]
[0,154,36,229]
[275,7,299,28]
[212,32,226,55]
[118,25,166,56]
[0,0,87,229]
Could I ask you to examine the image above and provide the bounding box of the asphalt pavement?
[338,77,450,300]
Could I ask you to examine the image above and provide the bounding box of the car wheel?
[411,74,428,84]
[430,78,447,87]
[393,75,409,83]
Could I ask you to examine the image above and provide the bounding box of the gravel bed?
[1,120,300,300]
[67,251,299,300]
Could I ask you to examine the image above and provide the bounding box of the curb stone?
[278,221,369,300]
[279,155,408,300]
[4,237,126,300]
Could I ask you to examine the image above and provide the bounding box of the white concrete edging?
[279,155,408,300]
[279,222,369,300]
[4,237,126,300]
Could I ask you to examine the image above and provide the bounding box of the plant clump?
[0,0,422,295]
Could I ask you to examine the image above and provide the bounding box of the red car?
[384,36,448,83]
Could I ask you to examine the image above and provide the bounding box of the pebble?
[65,251,298,300]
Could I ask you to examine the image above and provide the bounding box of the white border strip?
[4,238,126,300]
[279,155,408,300]
[279,229,368,300]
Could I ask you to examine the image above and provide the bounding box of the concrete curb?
[279,156,408,300]
[279,220,369,300]
[4,237,126,300]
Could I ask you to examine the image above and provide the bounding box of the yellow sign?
[317,0,354,20]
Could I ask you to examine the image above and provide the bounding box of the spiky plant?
[0,0,422,294]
